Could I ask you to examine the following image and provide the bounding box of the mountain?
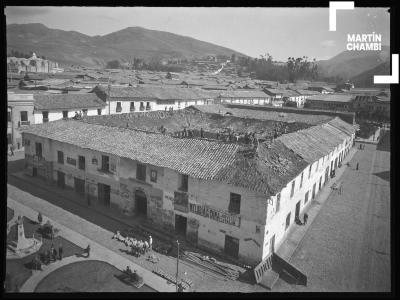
[7,23,248,67]
[317,46,390,80]
[350,61,391,88]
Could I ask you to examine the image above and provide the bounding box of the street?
[274,133,391,292]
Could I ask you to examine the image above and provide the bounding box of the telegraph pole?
[176,240,179,292]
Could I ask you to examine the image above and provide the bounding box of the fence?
[253,253,273,283]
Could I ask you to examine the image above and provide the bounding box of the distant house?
[33,93,107,124]
[307,85,335,94]
[91,85,215,113]
[304,94,354,111]
[7,92,35,148]
[291,89,321,108]
[166,72,180,80]
[217,90,271,105]
[262,88,285,107]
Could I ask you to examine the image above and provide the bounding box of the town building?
[91,85,215,113]
[21,107,355,265]
[217,90,271,106]
[7,53,63,73]
[352,94,390,120]
[304,94,354,111]
[32,93,107,124]
[7,92,35,148]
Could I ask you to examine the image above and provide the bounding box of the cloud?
[320,40,336,47]
[5,6,51,17]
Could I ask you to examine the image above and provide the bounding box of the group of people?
[295,213,309,226]
[113,231,152,257]
[72,111,83,120]
[39,243,63,266]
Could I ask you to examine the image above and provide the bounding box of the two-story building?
[304,94,355,112]
[217,90,271,106]
[7,92,35,149]
[21,113,355,265]
[91,85,215,113]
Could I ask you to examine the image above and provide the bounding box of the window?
[130,102,135,112]
[78,155,85,170]
[276,193,281,213]
[285,213,291,231]
[57,151,64,164]
[20,111,28,122]
[136,164,146,181]
[300,172,304,188]
[116,102,122,112]
[61,111,68,119]
[140,102,145,111]
[146,102,151,111]
[229,193,241,214]
[305,191,309,204]
[308,164,312,179]
[35,142,42,158]
[97,109,102,115]
[150,170,157,183]
[101,155,109,172]
[82,109,88,116]
[8,111,11,122]
[290,180,295,198]
[179,174,188,192]
[42,111,49,123]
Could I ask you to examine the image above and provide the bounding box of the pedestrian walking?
[58,244,63,260]
[303,213,309,225]
[356,162,359,170]
[10,144,15,156]
[149,235,152,251]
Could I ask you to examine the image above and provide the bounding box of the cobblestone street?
[274,134,391,292]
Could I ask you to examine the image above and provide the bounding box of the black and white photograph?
[3,2,395,294]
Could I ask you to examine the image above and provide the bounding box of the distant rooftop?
[306,94,354,103]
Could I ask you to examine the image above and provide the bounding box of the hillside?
[317,46,390,80]
[350,61,391,88]
[7,23,247,67]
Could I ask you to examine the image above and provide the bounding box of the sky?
[5,6,390,61]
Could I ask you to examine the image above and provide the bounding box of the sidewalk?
[9,170,269,292]
[260,146,359,289]
[8,197,175,292]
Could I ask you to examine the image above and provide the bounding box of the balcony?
[145,106,151,111]
[130,107,135,112]
[139,106,145,111]
[19,121,30,126]
[116,107,122,113]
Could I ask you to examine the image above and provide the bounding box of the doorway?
[32,167,37,177]
[175,214,187,236]
[135,189,147,216]
[74,177,85,196]
[57,171,65,189]
[98,183,111,207]
[295,201,301,220]
[224,235,239,259]
[269,235,275,254]
[312,183,316,199]
[325,167,329,184]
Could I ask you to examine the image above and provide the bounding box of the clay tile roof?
[219,90,269,98]
[21,116,354,196]
[33,93,106,110]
